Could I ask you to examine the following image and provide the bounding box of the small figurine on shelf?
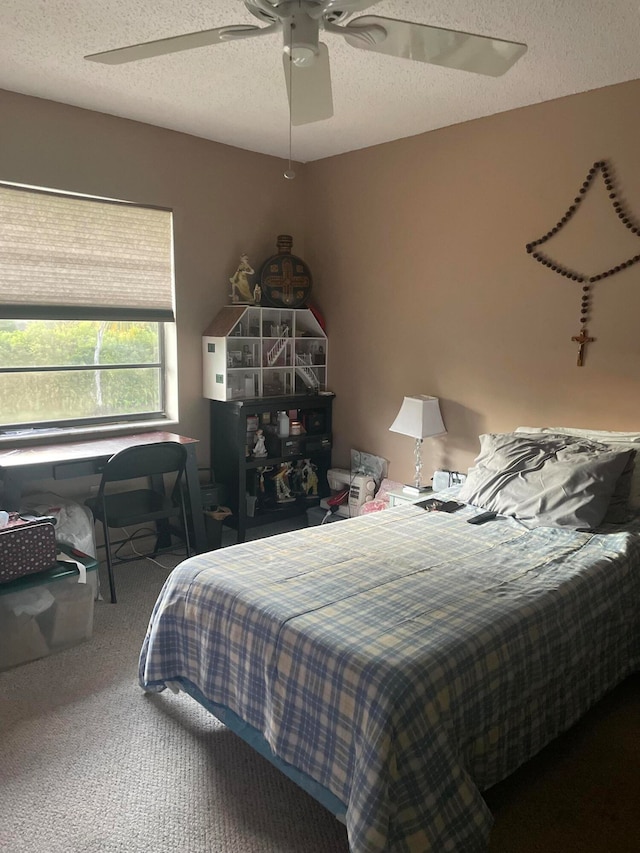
[253,429,267,457]
[257,466,273,493]
[300,458,318,497]
[274,462,295,503]
[229,253,255,304]
[253,282,262,305]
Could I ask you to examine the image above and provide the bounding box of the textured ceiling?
[2,1,640,163]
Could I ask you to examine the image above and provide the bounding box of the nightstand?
[388,488,433,507]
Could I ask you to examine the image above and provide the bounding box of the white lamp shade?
[389,395,446,439]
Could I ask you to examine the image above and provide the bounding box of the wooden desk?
[0,431,208,554]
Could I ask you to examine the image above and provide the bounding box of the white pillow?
[515,427,640,509]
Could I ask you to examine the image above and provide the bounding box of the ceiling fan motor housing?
[281,2,321,66]
[244,0,351,25]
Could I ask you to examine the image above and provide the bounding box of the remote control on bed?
[467,511,498,524]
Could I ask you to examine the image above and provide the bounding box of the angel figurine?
[229,253,255,304]
[253,429,267,457]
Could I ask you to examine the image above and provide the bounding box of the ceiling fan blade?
[85,23,271,65]
[344,16,527,77]
[283,42,333,126]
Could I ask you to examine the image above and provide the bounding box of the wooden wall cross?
[571,330,595,367]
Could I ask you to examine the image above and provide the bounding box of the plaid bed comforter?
[139,501,640,852]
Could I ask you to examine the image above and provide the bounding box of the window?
[0,183,176,434]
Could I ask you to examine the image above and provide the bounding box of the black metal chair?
[85,441,191,603]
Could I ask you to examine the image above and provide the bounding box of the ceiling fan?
[85,0,527,126]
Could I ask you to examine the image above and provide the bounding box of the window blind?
[0,184,175,321]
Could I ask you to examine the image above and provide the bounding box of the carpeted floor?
[484,673,640,852]
[1,541,638,853]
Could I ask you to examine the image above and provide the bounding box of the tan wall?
[303,79,640,484]
[0,88,304,480]
[2,80,640,492]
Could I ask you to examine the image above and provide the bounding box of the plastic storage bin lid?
[0,549,98,595]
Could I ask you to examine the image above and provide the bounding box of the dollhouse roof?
[202,306,247,337]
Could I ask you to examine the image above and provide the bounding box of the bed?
[138,429,640,852]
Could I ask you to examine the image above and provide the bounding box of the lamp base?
[402,484,432,496]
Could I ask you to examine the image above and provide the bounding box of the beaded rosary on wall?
[525,160,640,366]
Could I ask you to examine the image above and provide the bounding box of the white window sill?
[0,418,179,446]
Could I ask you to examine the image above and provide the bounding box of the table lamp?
[389,395,446,494]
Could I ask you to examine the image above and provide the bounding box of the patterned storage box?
[0,517,58,583]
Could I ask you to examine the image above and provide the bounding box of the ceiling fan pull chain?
[284,20,296,180]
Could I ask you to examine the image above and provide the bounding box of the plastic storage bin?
[0,547,98,671]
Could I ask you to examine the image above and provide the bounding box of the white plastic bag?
[20,492,97,557]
